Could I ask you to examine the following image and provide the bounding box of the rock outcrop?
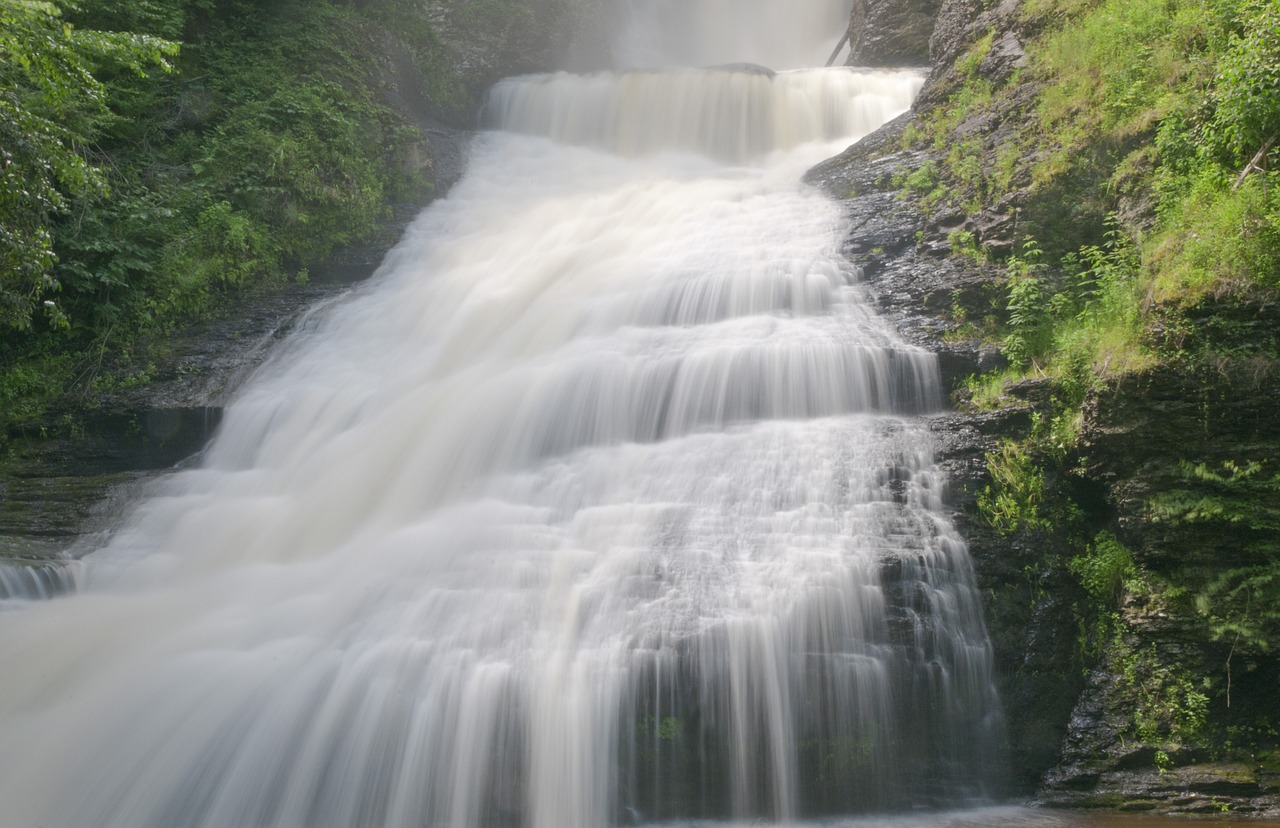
[846,0,943,66]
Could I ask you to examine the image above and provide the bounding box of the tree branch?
[1233,134,1278,190]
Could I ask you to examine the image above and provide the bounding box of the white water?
[0,6,1004,828]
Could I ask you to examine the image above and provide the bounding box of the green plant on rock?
[1210,0,1280,168]
[1114,637,1210,748]
[1071,533,1138,609]
[1002,239,1051,368]
[1149,169,1280,300]
[948,228,985,264]
[978,438,1051,535]
[1151,460,1280,686]
[1069,532,1139,660]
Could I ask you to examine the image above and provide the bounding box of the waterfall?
[0,4,1005,827]
[483,68,922,163]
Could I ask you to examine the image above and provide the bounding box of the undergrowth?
[0,0,508,434]
[935,0,1280,764]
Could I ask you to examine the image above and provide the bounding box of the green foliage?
[947,228,984,263]
[1149,170,1280,300]
[1026,0,1280,305]
[1067,532,1139,665]
[994,223,1149,396]
[900,159,939,195]
[896,159,954,216]
[0,0,468,430]
[70,0,432,337]
[1115,637,1210,747]
[903,0,1280,766]
[0,351,74,428]
[1210,1,1280,164]
[1052,219,1149,391]
[1070,532,1138,608]
[0,0,176,330]
[1034,0,1225,146]
[189,201,275,287]
[958,368,1020,410]
[1152,460,1280,531]
[978,439,1051,535]
[1001,239,1051,367]
[1151,460,1280,657]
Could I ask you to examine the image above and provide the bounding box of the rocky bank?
[812,0,1280,816]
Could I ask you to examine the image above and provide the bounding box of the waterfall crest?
[484,68,923,162]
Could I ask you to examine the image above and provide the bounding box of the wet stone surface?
[1,234,389,568]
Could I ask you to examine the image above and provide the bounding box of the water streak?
[0,559,83,602]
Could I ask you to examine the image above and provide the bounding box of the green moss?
[1113,637,1210,747]
[1147,172,1280,303]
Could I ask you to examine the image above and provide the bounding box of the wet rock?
[930,407,1091,795]
[1028,358,1280,815]
[808,116,1009,389]
[1042,757,1280,817]
[846,0,943,67]
[920,0,1029,107]
[819,0,1280,814]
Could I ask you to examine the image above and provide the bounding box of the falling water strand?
[0,39,1003,828]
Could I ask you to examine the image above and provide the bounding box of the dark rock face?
[424,0,587,93]
[1058,361,1280,818]
[930,402,1092,796]
[846,0,943,67]
[812,0,1280,812]
[807,112,1089,795]
[922,0,1028,99]
[0,277,363,565]
[805,115,1007,390]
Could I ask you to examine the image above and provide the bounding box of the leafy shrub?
[1070,533,1137,607]
[1149,170,1280,300]
[1210,1,1280,165]
[0,0,176,330]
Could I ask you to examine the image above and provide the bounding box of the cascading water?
[0,3,1006,827]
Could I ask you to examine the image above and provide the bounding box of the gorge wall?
[815,0,1280,816]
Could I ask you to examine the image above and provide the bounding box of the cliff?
[814,0,1280,815]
